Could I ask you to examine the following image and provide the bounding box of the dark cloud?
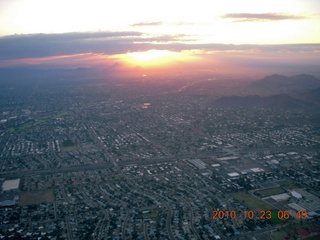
[222,13,305,22]
[158,43,320,53]
[131,22,163,27]
[0,31,143,60]
[0,31,319,61]
[0,31,189,60]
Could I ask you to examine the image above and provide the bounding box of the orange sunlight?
[127,50,175,63]
[112,50,195,69]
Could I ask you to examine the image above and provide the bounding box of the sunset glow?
[126,50,177,63]
[0,0,319,75]
[114,50,195,70]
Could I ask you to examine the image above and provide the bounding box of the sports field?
[256,187,286,197]
[231,192,274,211]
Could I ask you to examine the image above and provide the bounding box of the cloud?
[222,13,305,22]
[131,21,197,27]
[0,31,189,60]
[0,31,319,64]
[157,43,320,54]
[131,22,163,27]
[0,31,143,60]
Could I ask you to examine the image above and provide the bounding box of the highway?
[0,157,183,179]
[3,143,318,179]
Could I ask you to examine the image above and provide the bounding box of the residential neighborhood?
[0,75,319,239]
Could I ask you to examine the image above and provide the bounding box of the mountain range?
[214,74,320,110]
[213,94,318,110]
[250,74,320,94]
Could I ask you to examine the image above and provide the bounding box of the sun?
[126,50,176,63]
[114,49,182,68]
[108,49,199,76]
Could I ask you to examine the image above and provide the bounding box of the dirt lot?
[19,189,55,205]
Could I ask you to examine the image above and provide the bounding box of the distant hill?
[213,94,317,110]
[0,67,100,82]
[298,87,320,105]
[250,74,320,94]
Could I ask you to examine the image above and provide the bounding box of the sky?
[0,0,319,77]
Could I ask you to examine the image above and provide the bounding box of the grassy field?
[231,192,274,211]
[138,210,158,219]
[14,121,34,132]
[12,111,67,132]
[256,187,286,197]
[232,192,295,224]
[61,145,79,152]
[19,189,55,205]
[271,230,289,240]
[61,139,79,152]
[281,183,301,190]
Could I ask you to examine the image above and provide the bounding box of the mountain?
[250,74,320,94]
[298,87,320,105]
[213,94,317,110]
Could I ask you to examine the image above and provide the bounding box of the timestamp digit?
[229,210,237,219]
[218,210,225,219]
[213,210,218,219]
[243,210,254,219]
[260,210,272,220]
[297,210,308,219]
[279,210,290,220]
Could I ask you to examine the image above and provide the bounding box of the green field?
[11,111,67,132]
[271,230,289,240]
[61,145,79,152]
[231,192,274,211]
[61,139,79,152]
[14,121,35,132]
[281,183,301,190]
[268,209,289,224]
[232,192,293,224]
[256,187,286,197]
[138,210,158,219]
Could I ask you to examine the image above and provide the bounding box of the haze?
[0,0,319,77]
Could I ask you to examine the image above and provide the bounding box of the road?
[2,143,318,179]
[0,154,210,179]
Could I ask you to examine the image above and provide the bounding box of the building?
[2,179,20,191]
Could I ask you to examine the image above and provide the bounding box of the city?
[1,0,320,239]
[0,71,319,239]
